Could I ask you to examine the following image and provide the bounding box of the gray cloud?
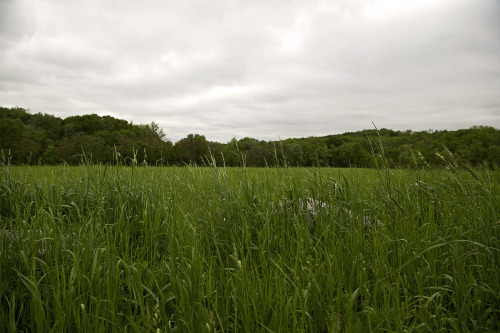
[0,0,499,143]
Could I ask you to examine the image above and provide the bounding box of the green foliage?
[0,107,170,165]
[174,134,209,164]
[0,118,24,149]
[1,107,499,167]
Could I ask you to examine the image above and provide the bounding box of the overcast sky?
[1,0,499,143]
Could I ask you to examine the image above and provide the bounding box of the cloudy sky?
[0,0,499,143]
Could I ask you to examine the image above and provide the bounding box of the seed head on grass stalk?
[230,243,242,270]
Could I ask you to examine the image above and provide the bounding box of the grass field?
[0,160,499,332]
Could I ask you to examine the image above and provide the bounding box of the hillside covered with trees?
[1,106,499,167]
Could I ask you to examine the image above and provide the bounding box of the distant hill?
[1,107,499,167]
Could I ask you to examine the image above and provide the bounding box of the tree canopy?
[1,107,499,167]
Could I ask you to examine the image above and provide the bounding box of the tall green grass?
[0,160,499,332]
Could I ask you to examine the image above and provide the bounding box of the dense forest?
[1,106,499,167]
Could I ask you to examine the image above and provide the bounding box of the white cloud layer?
[1,0,499,142]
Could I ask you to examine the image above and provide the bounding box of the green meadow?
[0,160,499,332]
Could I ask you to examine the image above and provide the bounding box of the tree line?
[1,106,499,167]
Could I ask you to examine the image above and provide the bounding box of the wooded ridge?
[1,106,499,167]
